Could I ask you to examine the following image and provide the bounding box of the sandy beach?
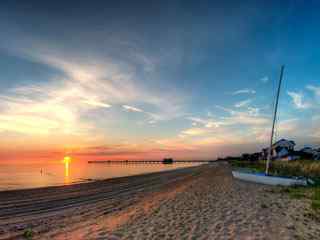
[0,163,319,240]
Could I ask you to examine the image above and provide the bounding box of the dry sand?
[0,163,319,240]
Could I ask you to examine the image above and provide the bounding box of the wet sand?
[0,163,319,239]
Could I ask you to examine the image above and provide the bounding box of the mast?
[265,65,285,175]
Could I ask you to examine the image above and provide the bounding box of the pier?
[88,160,214,164]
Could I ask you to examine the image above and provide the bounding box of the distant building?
[262,139,296,160]
[300,147,314,154]
[259,140,320,161]
[300,147,320,160]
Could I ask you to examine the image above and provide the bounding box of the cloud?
[2,26,319,160]
[193,137,226,146]
[187,117,222,128]
[234,99,252,108]
[0,114,60,135]
[215,105,236,115]
[181,105,270,147]
[231,88,256,95]
[260,76,269,83]
[188,117,206,125]
[216,105,268,126]
[277,118,299,133]
[247,107,260,116]
[287,91,310,109]
[0,39,187,137]
[311,115,320,138]
[73,144,146,157]
[181,128,207,136]
[0,84,94,137]
[307,85,320,97]
[224,112,269,126]
[180,116,269,147]
[83,99,111,108]
[122,105,143,112]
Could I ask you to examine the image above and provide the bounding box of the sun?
[63,156,71,164]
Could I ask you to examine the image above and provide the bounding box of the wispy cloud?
[234,99,252,108]
[181,105,270,146]
[83,99,111,108]
[187,117,222,128]
[122,105,143,112]
[287,91,310,109]
[0,84,95,137]
[307,85,320,97]
[247,107,260,116]
[0,39,187,137]
[216,105,268,125]
[224,112,268,125]
[277,118,299,133]
[181,128,207,136]
[231,88,256,95]
[260,76,269,83]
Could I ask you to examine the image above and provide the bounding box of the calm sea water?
[0,162,199,191]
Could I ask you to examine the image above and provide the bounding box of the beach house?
[262,139,297,160]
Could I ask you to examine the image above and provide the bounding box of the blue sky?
[0,0,319,161]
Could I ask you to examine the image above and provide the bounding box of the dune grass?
[231,159,320,182]
[312,188,320,211]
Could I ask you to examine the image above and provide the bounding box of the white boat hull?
[232,171,307,186]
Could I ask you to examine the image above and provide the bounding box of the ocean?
[0,161,199,191]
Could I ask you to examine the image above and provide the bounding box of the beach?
[0,163,319,240]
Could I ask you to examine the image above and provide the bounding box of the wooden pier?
[88,160,214,164]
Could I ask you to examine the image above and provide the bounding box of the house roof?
[272,138,295,147]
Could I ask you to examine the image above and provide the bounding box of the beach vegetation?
[312,188,320,211]
[260,203,268,209]
[23,229,34,240]
[231,159,320,215]
[231,159,320,182]
[282,187,308,199]
[279,186,320,217]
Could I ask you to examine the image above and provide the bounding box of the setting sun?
[63,156,71,164]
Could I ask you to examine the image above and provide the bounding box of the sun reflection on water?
[63,156,71,183]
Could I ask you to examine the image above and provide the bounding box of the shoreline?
[1,162,319,239]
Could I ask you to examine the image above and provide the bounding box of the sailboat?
[232,66,307,186]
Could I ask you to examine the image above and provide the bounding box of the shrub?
[270,160,320,182]
[23,229,33,240]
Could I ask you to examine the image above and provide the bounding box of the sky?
[0,0,319,163]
